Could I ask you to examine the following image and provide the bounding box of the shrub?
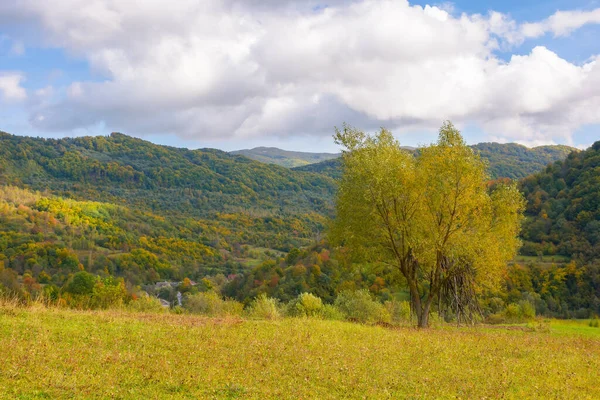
[485,313,506,325]
[65,271,96,296]
[320,304,345,321]
[385,300,411,324]
[184,292,243,317]
[519,300,536,320]
[504,303,521,320]
[487,297,505,314]
[590,316,599,328]
[91,277,127,309]
[334,290,391,324]
[247,294,281,320]
[171,306,185,314]
[127,295,165,313]
[499,301,536,323]
[287,293,323,317]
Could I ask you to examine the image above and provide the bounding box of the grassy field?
[1,305,599,399]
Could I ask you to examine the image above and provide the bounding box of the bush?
[320,304,345,321]
[519,300,536,320]
[487,297,505,314]
[287,293,323,317]
[334,290,390,324]
[127,295,165,313]
[184,292,243,317]
[91,277,127,309]
[247,294,281,320]
[171,306,186,314]
[495,301,536,323]
[485,313,506,325]
[65,272,96,296]
[504,303,521,320]
[589,316,599,328]
[385,300,411,324]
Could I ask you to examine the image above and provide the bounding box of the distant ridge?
[293,142,578,180]
[230,147,340,168]
[471,142,577,179]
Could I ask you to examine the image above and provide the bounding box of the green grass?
[1,306,599,399]
[548,319,600,338]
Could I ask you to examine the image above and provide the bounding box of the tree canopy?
[331,122,525,327]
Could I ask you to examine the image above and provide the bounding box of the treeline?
[294,142,576,181]
[221,242,600,320]
[500,262,600,319]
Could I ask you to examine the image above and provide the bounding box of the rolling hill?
[294,142,578,180]
[0,129,597,318]
[0,131,336,218]
[0,131,337,286]
[472,142,577,179]
[230,147,340,168]
[520,141,600,260]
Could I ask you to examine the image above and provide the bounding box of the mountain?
[230,147,340,168]
[293,143,577,180]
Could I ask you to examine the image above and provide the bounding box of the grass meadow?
[1,304,599,399]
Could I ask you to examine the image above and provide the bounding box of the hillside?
[293,158,343,179]
[1,305,599,399]
[0,131,338,287]
[230,147,340,168]
[0,132,335,218]
[294,143,577,180]
[520,141,600,260]
[0,130,594,318]
[472,142,577,179]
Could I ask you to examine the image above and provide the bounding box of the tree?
[65,271,97,296]
[331,122,524,327]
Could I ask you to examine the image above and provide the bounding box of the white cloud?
[522,8,600,38]
[1,0,600,146]
[0,72,27,102]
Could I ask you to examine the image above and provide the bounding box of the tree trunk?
[407,279,423,323]
[403,257,436,328]
[418,309,429,328]
[418,297,433,328]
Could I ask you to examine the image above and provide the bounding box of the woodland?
[0,127,598,323]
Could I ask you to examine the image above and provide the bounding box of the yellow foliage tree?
[331,122,525,327]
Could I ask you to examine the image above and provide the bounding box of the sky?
[1,0,600,152]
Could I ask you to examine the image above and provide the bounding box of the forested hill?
[0,131,337,284]
[230,147,339,168]
[0,131,335,218]
[294,143,577,180]
[520,141,600,260]
[0,130,596,318]
[293,158,343,180]
[472,143,577,179]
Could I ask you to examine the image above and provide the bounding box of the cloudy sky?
[1,0,600,152]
